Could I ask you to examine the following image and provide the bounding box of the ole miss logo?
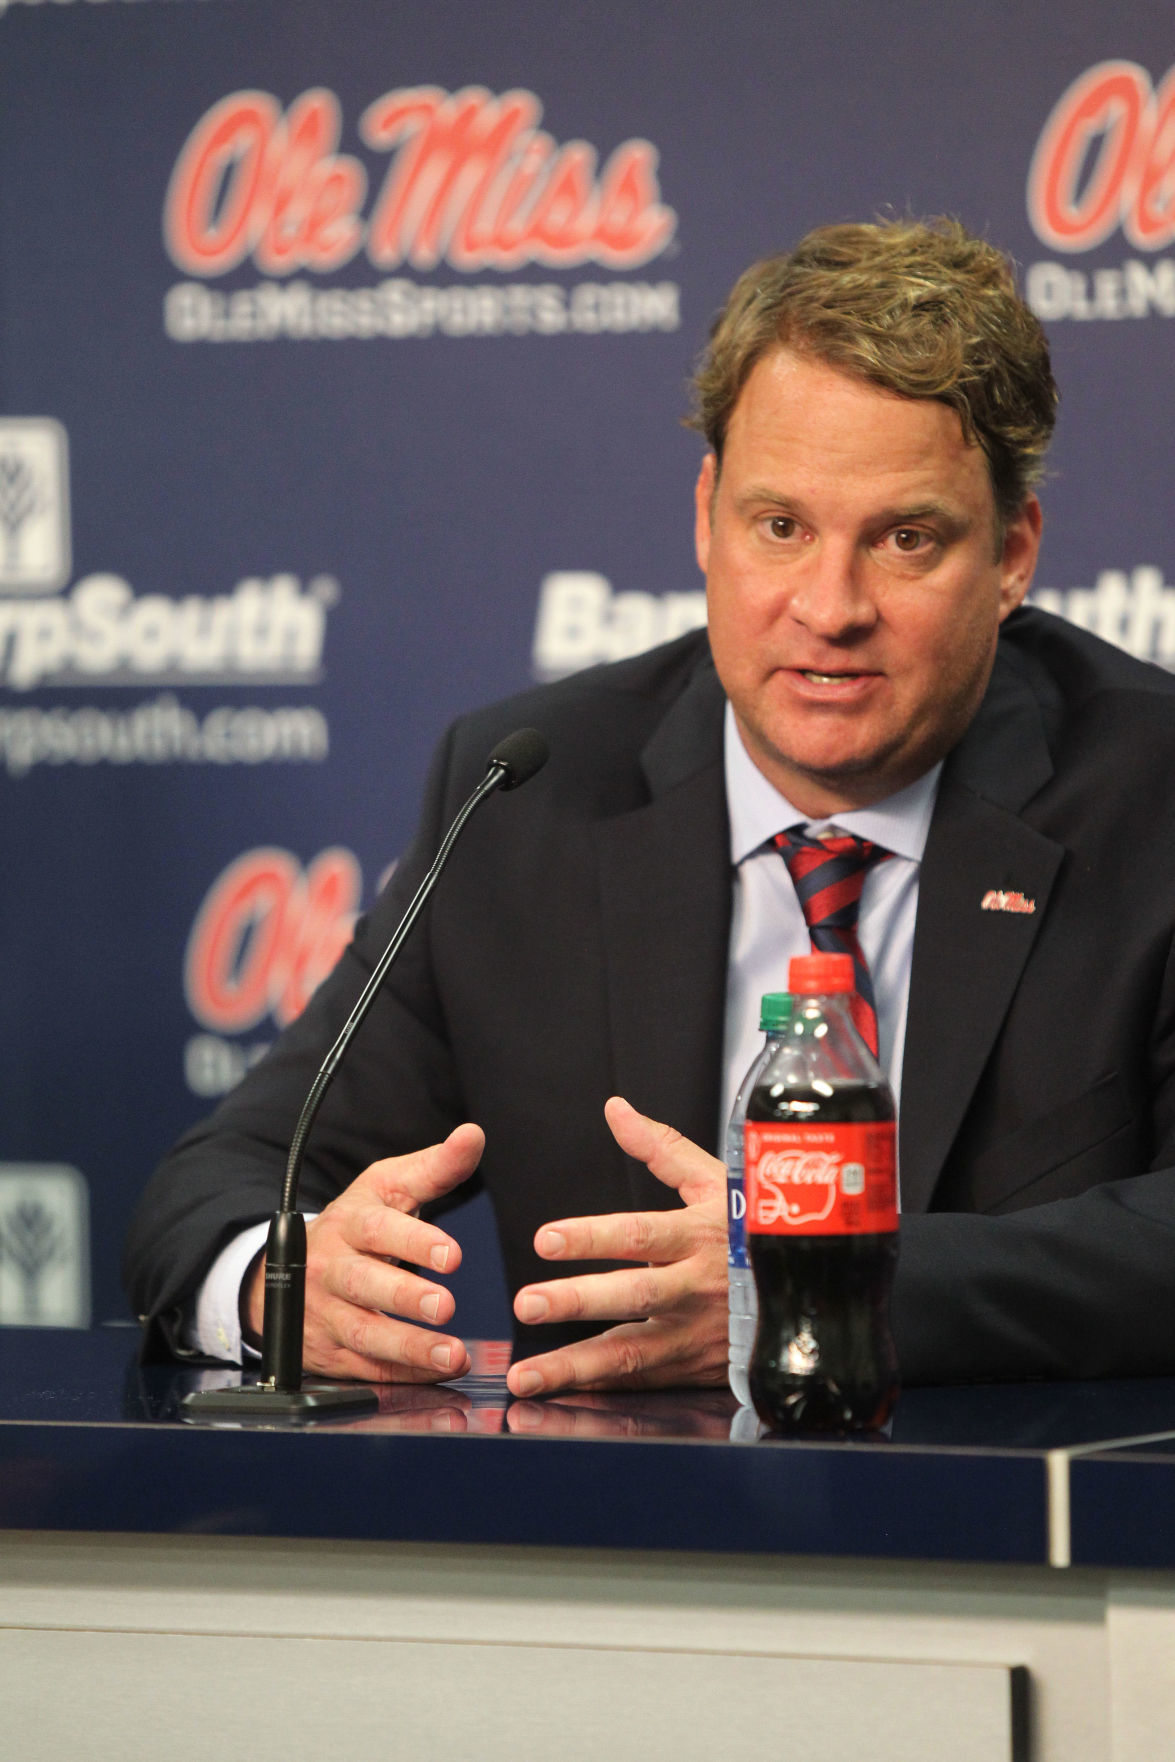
[185,845,361,1034]
[1028,60,1175,253]
[164,86,676,279]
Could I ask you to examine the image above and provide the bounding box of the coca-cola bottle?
[745,952,899,1435]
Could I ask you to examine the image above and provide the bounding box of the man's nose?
[786,542,878,639]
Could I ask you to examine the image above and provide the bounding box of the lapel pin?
[981,889,1036,915]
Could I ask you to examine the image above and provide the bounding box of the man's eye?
[769,516,797,540]
[892,528,925,553]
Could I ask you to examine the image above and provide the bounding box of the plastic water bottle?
[727,991,792,1406]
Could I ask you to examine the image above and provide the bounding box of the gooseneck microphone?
[182,728,550,1421]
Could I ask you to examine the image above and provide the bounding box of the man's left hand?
[505,1096,728,1397]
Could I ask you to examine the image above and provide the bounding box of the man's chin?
[750,735,917,811]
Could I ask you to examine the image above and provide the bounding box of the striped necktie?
[773,828,891,1058]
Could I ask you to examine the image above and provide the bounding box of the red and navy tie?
[774,829,891,1058]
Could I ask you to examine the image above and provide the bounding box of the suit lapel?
[596,659,731,1210]
[590,627,1068,1217]
[899,644,1066,1212]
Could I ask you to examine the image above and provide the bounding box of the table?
[3,1327,1175,1761]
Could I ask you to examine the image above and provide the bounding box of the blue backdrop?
[1,0,1172,1335]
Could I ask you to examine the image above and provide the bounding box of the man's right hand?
[242,1123,484,1382]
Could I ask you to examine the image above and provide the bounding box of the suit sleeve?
[121,721,474,1337]
[895,924,1175,1384]
[895,1176,1175,1383]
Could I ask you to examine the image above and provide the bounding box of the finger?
[365,1122,485,1210]
[507,1318,725,1398]
[302,1342,471,1385]
[514,1263,690,1327]
[604,1096,726,1197]
[319,1253,458,1328]
[531,1204,703,1267]
[507,1323,662,1397]
[304,1298,471,1383]
[326,1203,464,1274]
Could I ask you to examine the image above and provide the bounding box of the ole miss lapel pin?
[981,890,1036,915]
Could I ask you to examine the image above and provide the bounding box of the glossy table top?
[3,1326,1175,1568]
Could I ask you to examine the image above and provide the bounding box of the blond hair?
[689,218,1057,523]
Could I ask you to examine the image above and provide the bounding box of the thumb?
[370,1121,485,1207]
[603,1096,725,1200]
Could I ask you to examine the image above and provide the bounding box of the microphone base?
[181,1378,379,1423]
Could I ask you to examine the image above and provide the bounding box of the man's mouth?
[785,666,883,701]
[797,669,873,683]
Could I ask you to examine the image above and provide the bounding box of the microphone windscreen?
[488,727,550,790]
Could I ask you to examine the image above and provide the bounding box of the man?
[125,218,1175,1395]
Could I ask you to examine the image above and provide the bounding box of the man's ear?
[998,494,1043,621]
[694,453,717,575]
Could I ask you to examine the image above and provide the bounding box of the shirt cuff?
[184,1218,321,1363]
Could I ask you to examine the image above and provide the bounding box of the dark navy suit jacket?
[124,608,1175,1383]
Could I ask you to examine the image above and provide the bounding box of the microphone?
[183,728,549,1421]
[487,727,548,790]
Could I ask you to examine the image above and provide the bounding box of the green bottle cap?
[759,991,793,1032]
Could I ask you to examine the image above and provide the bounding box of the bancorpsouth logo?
[0,1164,90,1329]
[533,569,1175,680]
[0,570,334,692]
[0,420,70,595]
[162,87,681,344]
[183,845,364,1096]
[1029,566,1175,669]
[0,418,335,694]
[532,572,706,680]
[1026,61,1175,321]
[530,567,1175,682]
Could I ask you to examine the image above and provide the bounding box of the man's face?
[696,347,1042,815]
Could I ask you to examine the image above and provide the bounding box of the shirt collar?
[724,700,941,866]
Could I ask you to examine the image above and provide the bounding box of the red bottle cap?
[788,952,853,994]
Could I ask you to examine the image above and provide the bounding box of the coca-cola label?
[745,1121,897,1237]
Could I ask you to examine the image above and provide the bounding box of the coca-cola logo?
[184,845,361,1034]
[163,86,676,280]
[752,1148,839,1229]
[1028,60,1175,253]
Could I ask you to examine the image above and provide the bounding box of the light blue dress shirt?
[721,701,941,1159]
